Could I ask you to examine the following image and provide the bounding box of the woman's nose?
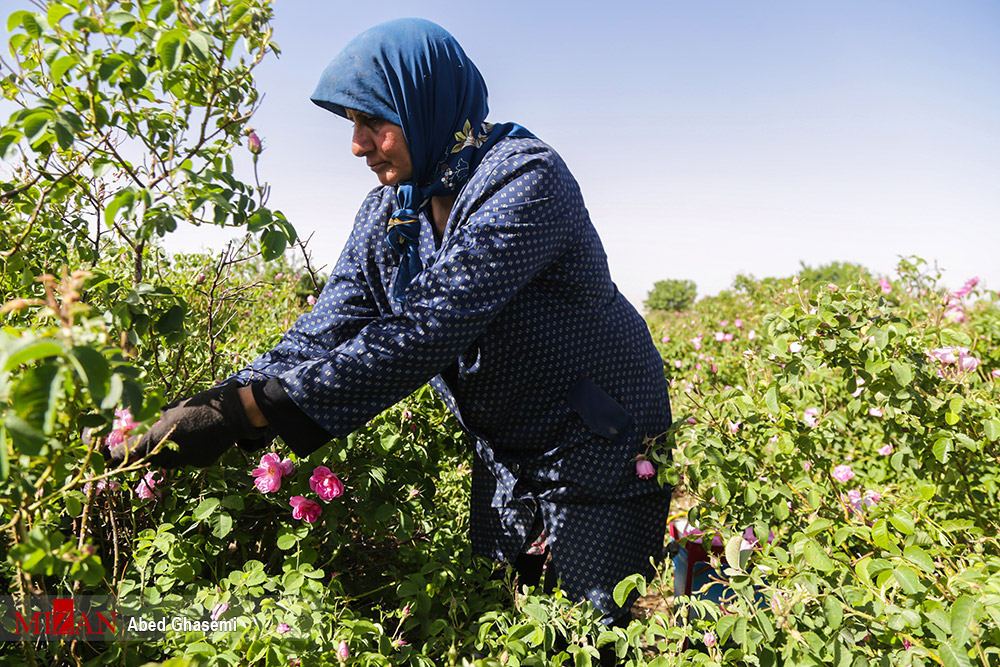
[351,126,372,157]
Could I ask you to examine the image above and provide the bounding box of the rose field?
[2,2,1000,666]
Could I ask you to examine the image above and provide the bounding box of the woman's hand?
[109,384,267,468]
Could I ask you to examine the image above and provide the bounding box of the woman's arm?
[268,145,581,453]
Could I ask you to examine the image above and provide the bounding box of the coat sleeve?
[276,147,579,448]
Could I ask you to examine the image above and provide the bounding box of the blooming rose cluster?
[250,453,346,524]
[943,276,979,323]
[928,346,980,374]
[251,453,296,493]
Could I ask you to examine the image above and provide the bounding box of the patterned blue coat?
[232,136,672,616]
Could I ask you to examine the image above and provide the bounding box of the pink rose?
[952,277,979,298]
[878,277,892,294]
[929,347,960,364]
[714,332,725,342]
[877,444,893,456]
[84,479,121,496]
[789,341,802,353]
[307,295,317,306]
[635,457,655,480]
[290,496,322,523]
[113,407,137,433]
[832,464,855,483]
[277,623,291,634]
[210,601,228,622]
[869,407,883,418]
[136,470,163,499]
[338,640,350,660]
[803,408,820,427]
[703,630,717,647]
[957,351,980,372]
[309,466,344,501]
[735,319,743,328]
[747,329,756,341]
[252,453,284,494]
[279,457,296,477]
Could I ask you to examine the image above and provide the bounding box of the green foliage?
[2,2,999,666]
[645,279,697,313]
[649,261,1000,664]
[795,259,871,289]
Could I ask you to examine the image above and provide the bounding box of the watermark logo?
[2,597,117,640]
[0,595,253,642]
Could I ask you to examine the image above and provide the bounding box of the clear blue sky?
[12,1,1000,307]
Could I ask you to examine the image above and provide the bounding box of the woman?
[115,18,672,625]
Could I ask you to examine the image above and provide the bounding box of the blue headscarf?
[311,18,534,302]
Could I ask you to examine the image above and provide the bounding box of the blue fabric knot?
[387,208,422,302]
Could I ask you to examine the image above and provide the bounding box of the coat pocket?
[566,377,632,442]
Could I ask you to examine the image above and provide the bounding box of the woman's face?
[346,109,413,186]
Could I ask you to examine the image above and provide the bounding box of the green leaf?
[823,596,843,630]
[20,13,45,38]
[378,433,400,455]
[902,545,935,574]
[212,511,233,539]
[22,111,50,144]
[156,29,187,70]
[725,534,743,572]
[7,10,29,32]
[764,384,779,414]
[276,532,297,550]
[892,565,923,594]
[940,329,972,347]
[261,229,287,261]
[155,304,186,335]
[0,131,21,160]
[803,539,834,572]
[889,512,915,536]
[890,361,912,386]
[984,418,1000,442]
[12,362,62,436]
[3,414,47,456]
[612,574,645,607]
[950,595,976,648]
[871,327,888,349]
[186,30,211,60]
[932,437,951,464]
[0,427,9,480]
[282,571,304,592]
[50,55,79,83]
[104,189,135,225]
[192,497,220,521]
[100,374,124,411]
[67,346,110,403]
[872,519,895,551]
[4,339,63,371]
[939,642,974,667]
[47,5,73,25]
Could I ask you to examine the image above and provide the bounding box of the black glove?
[109,383,266,468]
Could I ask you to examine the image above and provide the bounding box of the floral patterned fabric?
[231,136,672,618]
